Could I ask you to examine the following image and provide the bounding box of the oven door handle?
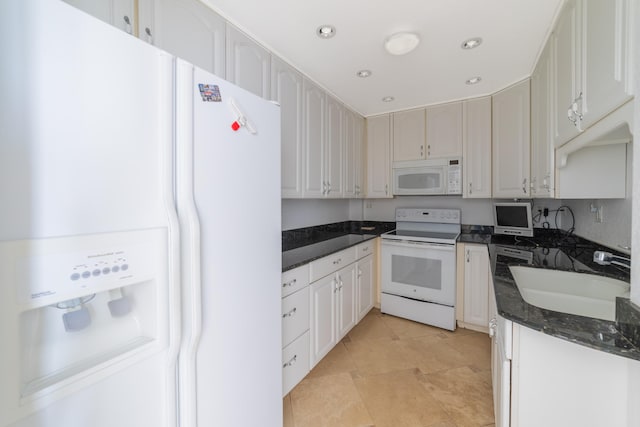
[382,240,455,250]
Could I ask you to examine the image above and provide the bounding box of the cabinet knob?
[283,354,297,368]
[468,182,472,195]
[522,178,527,194]
[466,249,470,263]
[123,15,132,34]
[282,307,297,318]
[282,278,297,288]
[145,27,153,44]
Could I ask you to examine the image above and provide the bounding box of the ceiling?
[202,0,564,117]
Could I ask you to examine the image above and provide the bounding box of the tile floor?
[283,309,495,427]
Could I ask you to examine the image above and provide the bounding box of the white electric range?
[380,208,461,330]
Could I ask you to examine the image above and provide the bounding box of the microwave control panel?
[447,161,461,194]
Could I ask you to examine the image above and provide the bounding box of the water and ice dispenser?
[0,229,170,423]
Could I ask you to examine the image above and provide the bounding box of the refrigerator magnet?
[198,84,221,102]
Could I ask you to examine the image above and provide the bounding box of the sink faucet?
[593,251,631,269]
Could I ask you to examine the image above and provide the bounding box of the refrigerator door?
[175,60,282,426]
[0,2,179,426]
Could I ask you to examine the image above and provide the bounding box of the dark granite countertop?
[282,220,394,272]
[283,233,377,271]
[458,229,640,361]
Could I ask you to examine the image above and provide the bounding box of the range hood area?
[555,100,633,199]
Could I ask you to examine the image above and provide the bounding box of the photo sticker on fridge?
[198,84,222,102]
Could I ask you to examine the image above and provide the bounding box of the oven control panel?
[395,208,460,224]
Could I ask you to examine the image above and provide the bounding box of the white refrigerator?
[0,1,282,427]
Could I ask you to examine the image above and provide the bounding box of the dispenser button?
[102,267,111,275]
[70,273,81,281]
[92,269,101,277]
[112,265,120,273]
[81,271,91,279]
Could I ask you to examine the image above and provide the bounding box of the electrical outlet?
[596,205,604,223]
[590,203,604,223]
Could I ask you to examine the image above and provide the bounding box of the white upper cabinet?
[531,42,555,198]
[553,0,633,148]
[462,97,492,198]
[302,80,326,198]
[492,80,531,199]
[62,0,137,37]
[366,115,392,198]
[393,109,425,162]
[552,0,581,147]
[354,115,365,198]
[426,102,463,159]
[342,109,364,199]
[392,103,462,162]
[326,96,344,198]
[271,57,304,198]
[154,0,225,77]
[226,24,270,99]
[581,0,633,129]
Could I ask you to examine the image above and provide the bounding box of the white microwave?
[392,158,462,195]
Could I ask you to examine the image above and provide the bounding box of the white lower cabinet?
[309,272,338,367]
[309,242,375,368]
[281,265,310,397]
[309,263,356,367]
[490,319,639,427]
[357,254,374,321]
[456,243,490,333]
[282,331,310,397]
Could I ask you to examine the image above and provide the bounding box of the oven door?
[381,239,456,306]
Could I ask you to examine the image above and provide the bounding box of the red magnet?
[231,121,240,131]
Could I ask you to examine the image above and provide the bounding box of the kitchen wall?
[561,144,633,253]
[281,199,351,230]
[360,197,494,225]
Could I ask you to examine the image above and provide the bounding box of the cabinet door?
[357,255,374,321]
[326,96,344,197]
[366,115,392,198]
[552,0,582,147]
[393,109,425,161]
[63,0,135,35]
[226,24,270,99]
[271,58,304,198]
[531,42,554,198]
[310,275,337,367]
[581,0,632,130]
[462,245,490,329]
[154,0,226,77]
[302,80,326,197]
[492,80,531,198]
[354,115,365,198]
[426,102,463,158]
[343,109,357,198]
[336,264,357,340]
[462,97,492,198]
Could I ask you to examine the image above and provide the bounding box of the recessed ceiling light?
[384,32,420,55]
[466,76,482,85]
[461,37,483,50]
[317,25,336,39]
[382,96,395,102]
[356,70,372,78]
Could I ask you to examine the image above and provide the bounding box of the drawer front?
[282,286,310,348]
[282,331,310,397]
[356,240,374,259]
[309,247,356,282]
[282,264,310,298]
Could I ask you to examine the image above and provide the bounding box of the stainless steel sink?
[509,266,630,321]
